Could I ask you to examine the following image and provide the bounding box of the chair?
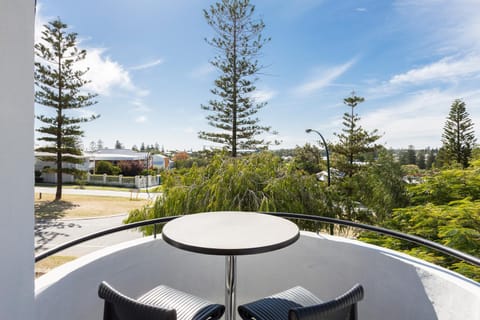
[98,281,225,320]
[238,284,364,320]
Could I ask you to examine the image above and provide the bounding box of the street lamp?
[305,129,331,186]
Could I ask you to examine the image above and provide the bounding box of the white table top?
[162,211,300,255]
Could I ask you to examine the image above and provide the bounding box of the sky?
[34,0,480,152]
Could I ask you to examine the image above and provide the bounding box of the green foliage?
[408,166,480,205]
[355,150,409,222]
[95,161,121,175]
[360,192,480,281]
[35,18,98,200]
[125,152,333,233]
[292,143,323,175]
[198,0,275,156]
[441,99,476,168]
[331,92,381,177]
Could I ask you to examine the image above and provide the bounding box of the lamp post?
[305,129,331,186]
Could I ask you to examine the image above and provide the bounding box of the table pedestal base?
[225,255,237,320]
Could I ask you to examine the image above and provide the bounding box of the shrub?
[95,161,121,175]
[118,160,144,176]
[125,152,334,233]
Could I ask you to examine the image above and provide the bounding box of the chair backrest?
[289,284,364,320]
[98,281,177,320]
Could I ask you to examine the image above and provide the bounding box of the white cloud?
[294,58,357,95]
[76,48,136,96]
[130,58,164,71]
[395,0,480,53]
[362,89,480,148]
[355,8,367,12]
[251,89,277,103]
[35,7,147,98]
[389,55,480,85]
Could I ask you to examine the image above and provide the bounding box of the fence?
[85,173,160,188]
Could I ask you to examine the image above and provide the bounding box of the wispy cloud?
[251,89,277,103]
[189,63,216,79]
[394,0,480,53]
[355,8,367,12]
[130,59,164,71]
[294,58,357,95]
[389,55,480,85]
[362,88,480,148]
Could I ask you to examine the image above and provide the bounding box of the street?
[35,214,144,257]
[34,187,149,258]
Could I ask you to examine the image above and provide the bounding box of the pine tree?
[199,0,274,157]
[331,92,381,177]
[35,18,98,200]
[407,145,416,165]
[426,148,436,169]
[442,99,476,168]
[416,149,426,169]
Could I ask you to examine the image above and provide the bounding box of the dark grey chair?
[238,284,364,320]
[98,281,225,320]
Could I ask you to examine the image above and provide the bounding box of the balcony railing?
[34,213,480,267]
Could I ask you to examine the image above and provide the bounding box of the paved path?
[35,214,144,257]
[34,187,155,258]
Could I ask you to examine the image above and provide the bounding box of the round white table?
[162,211,300,320]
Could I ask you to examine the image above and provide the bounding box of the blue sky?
[35,0,480,152]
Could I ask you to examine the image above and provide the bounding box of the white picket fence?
[42,172,160,188]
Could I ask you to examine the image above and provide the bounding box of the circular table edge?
[161,214,300,256]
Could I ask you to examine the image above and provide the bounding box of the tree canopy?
[199,0,274,157]
[331,92,381,177]
[441,99,476,168]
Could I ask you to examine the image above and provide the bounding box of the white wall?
[35,233,480,320]
[0,1,34,319]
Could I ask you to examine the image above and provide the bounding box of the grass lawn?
[35,193,149,219]
[35,255,77,278]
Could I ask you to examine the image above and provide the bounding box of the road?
[34,187,151,258]
[35,214,144,257]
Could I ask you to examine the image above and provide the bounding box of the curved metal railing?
[35,213,480,267]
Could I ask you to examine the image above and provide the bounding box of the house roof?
[85,149,149,161]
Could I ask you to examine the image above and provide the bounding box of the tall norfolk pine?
[35,19,98,200]
[331,92,381,178]
[199,0,273,157]
[441,99,476,168]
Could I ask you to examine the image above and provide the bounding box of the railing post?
[154,224,157,239]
